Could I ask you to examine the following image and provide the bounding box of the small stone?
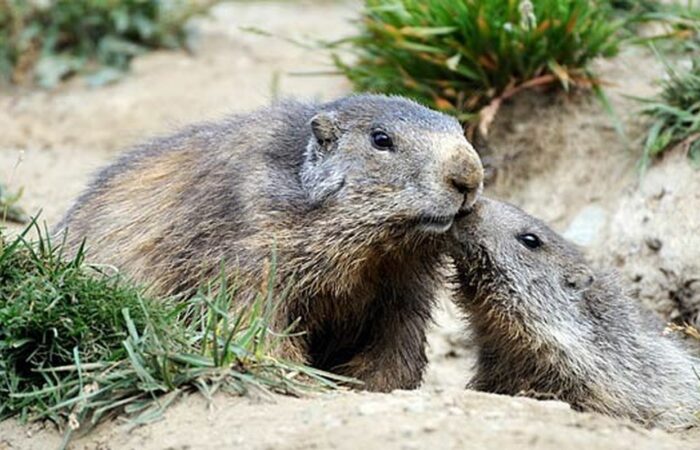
[653,188,667,200]
[613,254,626,267]
[563,205,607,246]
[422,420,439,433]
[645,238,662,252]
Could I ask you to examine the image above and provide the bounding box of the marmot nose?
[447,144,484,209]
[451,177,472,195]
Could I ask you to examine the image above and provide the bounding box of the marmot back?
[57,94,484,392]
[450,197,700,429]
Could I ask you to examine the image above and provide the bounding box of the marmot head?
[300,94,483,237]
[452,199,700,428]
[450,197,596,336]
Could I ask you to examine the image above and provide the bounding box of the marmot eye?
[517,233,542,250]
[370,130,394,150]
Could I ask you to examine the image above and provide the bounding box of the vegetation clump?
[0,183,28,224]
[333,0,622,129]
[0,223,341,444]
[638,57,700,169]
[0,0,213,87]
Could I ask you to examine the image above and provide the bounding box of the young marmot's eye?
[517,233,543,250]
[370,130,394,150]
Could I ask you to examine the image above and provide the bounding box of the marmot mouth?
[414,214,454,233]
[455,206,474,220]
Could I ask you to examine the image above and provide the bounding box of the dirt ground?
[1,1,699,449]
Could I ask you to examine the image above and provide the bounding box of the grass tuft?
[637,56,700,169]
[0,182,28,224]
[332,0,622,130]
[0,221,346,445]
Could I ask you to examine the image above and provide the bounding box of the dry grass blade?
[666,323,700,341]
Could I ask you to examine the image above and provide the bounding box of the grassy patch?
[637,56,700,169]
[0,0,215,88]
[0,222,343,445]
[332,0,621,131]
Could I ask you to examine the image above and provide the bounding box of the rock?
[645,238,662,252]
[564,205,608,247]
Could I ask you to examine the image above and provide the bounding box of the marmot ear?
[564,266,595,291]
[310,111,340,148]
[302,111,345,205]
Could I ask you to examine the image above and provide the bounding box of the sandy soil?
[1,1,699,449]
[1,389,691,450]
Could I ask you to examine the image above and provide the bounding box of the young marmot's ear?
[310,111,340,149]
[564,266,595,291]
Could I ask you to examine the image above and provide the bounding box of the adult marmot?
[57,95,484,391]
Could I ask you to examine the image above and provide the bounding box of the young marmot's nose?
[446,144,484,209]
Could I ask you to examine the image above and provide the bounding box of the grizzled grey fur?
[56,94,484,392]
[450,197,700,428]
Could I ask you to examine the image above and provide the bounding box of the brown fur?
[56,95,484,391]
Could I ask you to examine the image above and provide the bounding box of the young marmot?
[450,197,700,428]
[56,95,484,392]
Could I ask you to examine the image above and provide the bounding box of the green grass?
[0,221,345,446]
[0,183,28,224]
[637,56,700,169]
[332,0,622,127]
[0,0,216,88]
